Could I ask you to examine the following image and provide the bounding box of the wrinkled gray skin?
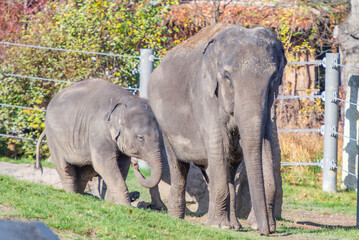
[36,79,164,207]
[148,24,286,235]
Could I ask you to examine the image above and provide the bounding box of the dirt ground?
[0,162,357,239]
[185,210,357,239]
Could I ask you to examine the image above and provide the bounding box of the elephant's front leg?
[149,185,167,211]
[91,151,131,206]
[205,128,232,229]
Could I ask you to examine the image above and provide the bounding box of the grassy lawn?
[0,157,358,239]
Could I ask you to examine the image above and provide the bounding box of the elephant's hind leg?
[53,159,78,193]
[168,159,189,218]
[75,165,97,194]
[228,162,241,230]
[166,142,189,219]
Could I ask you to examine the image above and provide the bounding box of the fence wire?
[276,95,322,100]
[0,133,37,142]
[0,103,46,112]
[1,73,74,84]
[331,129,358,143]
[281,161,321,166]
[337,63,359,72]
[332,165,357,178]
[0,41,140,59]
[332,94,359,108]
[278,128,321,133]
[287,61,323,66]
[0,73,139,93]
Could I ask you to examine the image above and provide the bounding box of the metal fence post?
[138,49,154,169]
[323,53,340,192]
[139,48,154,99]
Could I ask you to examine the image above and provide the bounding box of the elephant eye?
[223,71,232,83]
[136,135,145,142]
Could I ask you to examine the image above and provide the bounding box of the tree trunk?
[334,0,359,190]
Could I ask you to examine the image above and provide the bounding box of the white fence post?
[139,48,154,99]
[138,49,154,169]
[322,53,340,192]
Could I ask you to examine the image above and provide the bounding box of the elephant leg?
[166,142,189,219]
[92,152,131,206]
[149,185,167,211]
[273,158,283,219]
[74,165,97,194]
[206,161,231,229]
[206,130,231,229]
[271,111,283,219]
[228,161,241,230]
[52,157,78,193]
[117,155,131,181]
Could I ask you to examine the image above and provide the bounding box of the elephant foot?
[230,218,242,230]
[206,216,232,229]
[168,209,185,219]
[268,218,276,233]
[270,223,276,233]
[136,201,151,209]
[247,211,258,230]
[150,200,167,212]
[247,211,275,234]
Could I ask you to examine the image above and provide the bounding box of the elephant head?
[107,100,163,189]
[202,27,286,235]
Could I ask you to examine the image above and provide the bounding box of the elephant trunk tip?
[132,157,162,189]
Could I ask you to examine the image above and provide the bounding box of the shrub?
[0,0,174,158]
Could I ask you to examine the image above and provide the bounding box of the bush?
[0,0,174,159]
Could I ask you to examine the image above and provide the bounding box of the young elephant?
[36,78,163,206]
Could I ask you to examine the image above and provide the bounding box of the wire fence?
[0,41,140,59]
[275,55,359,186]
[0,72,139,93]
[0,42,358,180]
[1,42,359,227]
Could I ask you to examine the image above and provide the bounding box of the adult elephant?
[148,23,286,235]
[36,78,164,207]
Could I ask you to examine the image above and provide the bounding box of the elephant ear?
[106,102,126,141]
[273,43,287,98]
[202,38,218,98]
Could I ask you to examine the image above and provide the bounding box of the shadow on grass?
[296,221,357,229]
[272,217,358,239]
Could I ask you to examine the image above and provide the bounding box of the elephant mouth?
[130,152,142,159]
[131,157,142,165]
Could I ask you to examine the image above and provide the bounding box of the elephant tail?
[35,130,46,174]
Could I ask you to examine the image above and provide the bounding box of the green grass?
[283,180,357,216]
[0,157,358,239]
[0,174,264,240]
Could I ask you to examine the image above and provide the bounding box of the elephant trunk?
[133,150,162,189]
[236,105,270,236]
